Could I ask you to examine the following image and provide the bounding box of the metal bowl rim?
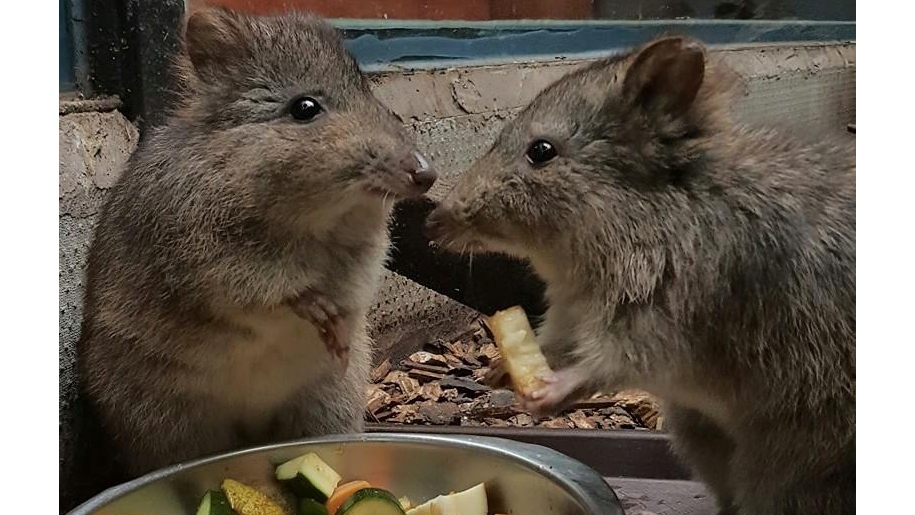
[67,432,622,515]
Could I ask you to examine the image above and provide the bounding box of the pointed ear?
[184,7,251,82]
[622,37,706,118]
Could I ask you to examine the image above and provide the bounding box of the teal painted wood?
[336,20,855,69]
[61,2,854,105]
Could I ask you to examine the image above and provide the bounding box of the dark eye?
[526,140,558,165]
[290,97,323,122]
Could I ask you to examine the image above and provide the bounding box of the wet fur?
[431,37,855,515]
[76,7,422,488]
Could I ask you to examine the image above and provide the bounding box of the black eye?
[526,140,558,165]
[290,97,323,122]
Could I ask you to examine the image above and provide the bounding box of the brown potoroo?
[426,37,854,515]
[78,6,435,479]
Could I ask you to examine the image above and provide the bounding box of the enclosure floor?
[366,319,662,430]
[608,478,716,515]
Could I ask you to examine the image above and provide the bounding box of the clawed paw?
[289,290,349,368]
[517,369,587,418]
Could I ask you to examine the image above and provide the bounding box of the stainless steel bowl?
[69,433,623,515]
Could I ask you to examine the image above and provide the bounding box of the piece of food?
[193,457,498,515]
[221,479,287,515]
[484,306,554,397]
[298,498,329,515]
[334,487,406,515]
[398,496,413,510]
[325,480,372,515]
[405,483,488,515]
[275,452,342,503]
[404,502,432,515]
[196,490,237,515]
[430,483,488,515]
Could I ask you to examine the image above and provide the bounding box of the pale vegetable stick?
[484,306,554,397]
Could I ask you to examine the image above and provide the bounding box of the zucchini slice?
[275,452,342,503]
[298,497,329,515]
[196,490,237,515]
[335,487,406,515]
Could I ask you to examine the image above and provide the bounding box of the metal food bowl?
[68,433,624,515]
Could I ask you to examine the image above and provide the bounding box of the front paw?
[289,289,349,367]
[517,367,589,418]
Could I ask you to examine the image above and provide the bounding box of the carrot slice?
[325,480,372,515]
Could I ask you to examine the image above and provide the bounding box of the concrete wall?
[370,42,855,200]
[59,41,854,498]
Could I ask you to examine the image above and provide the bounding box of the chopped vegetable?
[325,480,372,515]
[298,498,329,515]
[334,487,406,515]
[189,452,501,515]
[196,490,237,515]
[398,496,413,510]
[276,452,342,503]
[484,306,554,397]
[404,502,432,515]
[221,479,287,515]
[405,483,488,515]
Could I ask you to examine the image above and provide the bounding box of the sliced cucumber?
[335,487,406,515]
[196,490,237,515]
[298,497,329,515]
[275,452,342,503]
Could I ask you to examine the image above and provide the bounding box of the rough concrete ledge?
[60,106,141,500]
[369,42,855,120]
[369,271,480,361]
[60,110,139,218]
[59,94,123,116]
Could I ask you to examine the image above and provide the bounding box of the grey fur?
[78,6,431,481]
[427,36,854,515]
